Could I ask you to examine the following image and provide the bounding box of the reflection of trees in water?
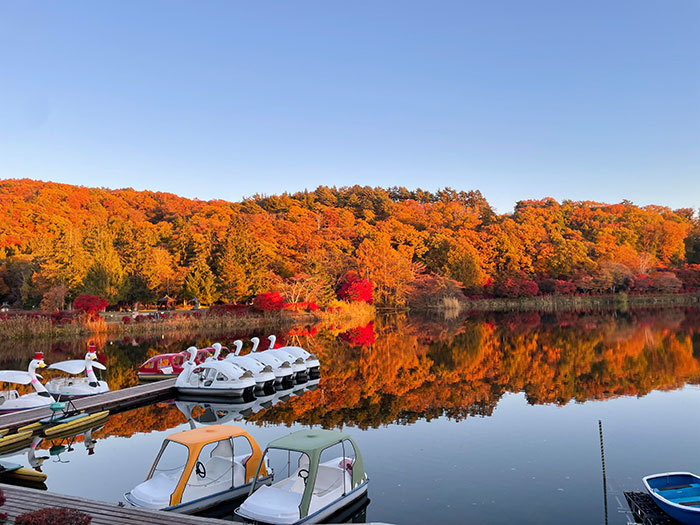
[250,308,700,428]
[4,308,700,436]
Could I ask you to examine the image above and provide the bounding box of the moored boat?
[124,424,271,513]
[244,338,295,386]
[175,347,256,398]
[138,348,211,381]
[223,341,277,391]
[236,428,369,524]
[267,335,320,378]
[45,346,110,398]
[644,472,700,524]
[0,353,55,412]
[262,336,309,381]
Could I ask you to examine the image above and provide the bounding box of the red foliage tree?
[554,280,577,295]
[493,277,539,298]
[252,291,285,311]
[337,271,374,304]
[73,294,108,314]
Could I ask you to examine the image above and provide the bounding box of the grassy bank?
[444,292,700,313]
[0,302,374,340]
[111,310,320,336]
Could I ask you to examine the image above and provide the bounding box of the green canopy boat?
[236,428,368,524]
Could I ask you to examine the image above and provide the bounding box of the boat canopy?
[251,428,366,520]
[148,425,267,507]
[168,425,253,446]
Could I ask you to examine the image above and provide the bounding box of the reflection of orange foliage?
[39,309,700,437]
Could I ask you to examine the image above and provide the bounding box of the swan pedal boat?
[246,338,296,386]
[266,335,320,379]
[176,347,256,398]
[262,336,309,381]
[138,349,211,381]
[125,425,272,513]
[236,428,368,524]
[644,472,700,524]
[0,353,54,412]
[219,342,277,391]
[45,350,109,398]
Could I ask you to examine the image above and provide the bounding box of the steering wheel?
[195,461,206,479]
[298,468,309,486]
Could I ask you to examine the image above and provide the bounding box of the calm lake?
[2,307,700,524]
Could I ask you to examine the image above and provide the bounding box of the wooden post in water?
[599,419,608,525]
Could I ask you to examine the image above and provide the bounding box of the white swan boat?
[236,428,369,524]
[125,425,272,513]
[259,336,308,381]
[45,348,109,398]
[175,347,256,398]
[269,335,321,378]
[222,341,277,391]
[245,337,295,386]
[0,353,55,412]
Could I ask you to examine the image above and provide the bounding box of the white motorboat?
[45,347,109,398]
[259,336,308,381]
[125,425,272,513]
[236,428,369,524]
[246,337,295,386]
[0,353,55,412]
[270,336,321,378]
[176,347,256,398]
[223,341,277,391]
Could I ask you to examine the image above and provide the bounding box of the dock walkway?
[0,379,177,431]
[0,482,233,524]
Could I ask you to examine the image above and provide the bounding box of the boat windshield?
[150,440,189,479]
[252,448,310,492]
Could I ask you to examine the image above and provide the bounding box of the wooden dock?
[625,491,679,525]
[0,482,232,524]
[0,379,177,431]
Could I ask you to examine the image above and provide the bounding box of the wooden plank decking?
[0,379,177,431]
[0,482,232,524]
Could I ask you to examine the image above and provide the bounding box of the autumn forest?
[1,178,699,311]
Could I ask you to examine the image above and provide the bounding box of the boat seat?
[312,466,346,498]
[658,484,692,491]
[679,500,700,506]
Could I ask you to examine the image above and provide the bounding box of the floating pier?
[0,482,232,524]
[0,379,177,431]
[625,491,680,525]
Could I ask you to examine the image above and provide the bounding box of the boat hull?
[125,475,272,514]
[236,480,369,525]
[176,385,255,398]
[644,472,700,524]
[46,379,109,398]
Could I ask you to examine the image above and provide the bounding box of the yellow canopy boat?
[125,425,271,513]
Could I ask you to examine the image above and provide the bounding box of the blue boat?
[644,472,700,524]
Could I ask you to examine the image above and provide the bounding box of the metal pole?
[599,420,608,525]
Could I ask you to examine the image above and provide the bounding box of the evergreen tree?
[183,257,219,305]
[214,217,270,302]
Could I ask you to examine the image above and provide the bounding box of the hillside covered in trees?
[0,178,699,310]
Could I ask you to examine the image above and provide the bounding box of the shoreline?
[1,294,698,340]
[419,292,700,313]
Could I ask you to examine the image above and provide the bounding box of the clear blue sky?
[1,1,698,213]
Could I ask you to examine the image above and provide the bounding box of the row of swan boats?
[138,336,321,398]
[125,424,368,525]
[0,348,109,412]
